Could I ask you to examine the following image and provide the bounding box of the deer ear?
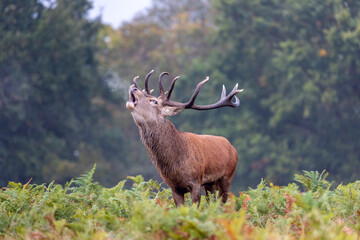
[161,105,185,116]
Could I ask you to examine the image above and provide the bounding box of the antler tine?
[159,72,169,96]
[166,76,180,100]
[221,85,227,98]
[144,69,154,94]
[225,83,244,107]
[184,77,209,108]
[133,76,141,89]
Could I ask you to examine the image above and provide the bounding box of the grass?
[1,165,360,239]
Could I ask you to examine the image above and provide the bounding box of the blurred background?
[1,0,359,190]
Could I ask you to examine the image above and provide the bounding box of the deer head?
[126,70,244,123]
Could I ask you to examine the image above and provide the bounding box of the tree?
[98,0,213,79]
[0,0,112,185]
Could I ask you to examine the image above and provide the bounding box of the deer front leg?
[190,184,202,206]
[171,188,185,206]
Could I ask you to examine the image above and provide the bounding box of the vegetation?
[1,166,360,239]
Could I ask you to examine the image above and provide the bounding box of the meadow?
[1,165,359,239]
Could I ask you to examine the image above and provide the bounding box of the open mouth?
[129,88,138,105]
[130,90,136,103]
[126,86,139,110]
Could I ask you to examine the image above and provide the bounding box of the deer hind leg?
[203,182,217,203]
[218,177,232,204]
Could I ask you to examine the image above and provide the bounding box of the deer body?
[126,71,243,205]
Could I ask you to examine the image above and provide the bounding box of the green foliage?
[0,0,127,187]
[294,170,331,193]
[1,168,360,239]
[211,0,360,188]
[0,0,108,185]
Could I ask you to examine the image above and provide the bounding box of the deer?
[125,70,243,206]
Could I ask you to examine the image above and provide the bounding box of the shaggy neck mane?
[136,118,188,174]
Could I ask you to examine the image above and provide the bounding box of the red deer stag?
[126,70,243,206]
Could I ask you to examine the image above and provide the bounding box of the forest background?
[1,0,359,191]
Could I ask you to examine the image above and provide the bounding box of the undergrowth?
[1,165,360,239]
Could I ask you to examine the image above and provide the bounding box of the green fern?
[1,168,360,239]
[294,170,331,193]
[70,164,98,193]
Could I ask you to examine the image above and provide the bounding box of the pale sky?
[89,0,152,28]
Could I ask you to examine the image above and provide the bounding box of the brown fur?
[126,83,238,206]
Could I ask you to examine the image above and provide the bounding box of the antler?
[162,75,244,110]
[166,76,180,100]
[158,72,169,97]
[133,69,155,94]
[144,69,154,94]
[133,71,243,110]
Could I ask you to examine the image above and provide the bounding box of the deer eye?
[150,99,158,104]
